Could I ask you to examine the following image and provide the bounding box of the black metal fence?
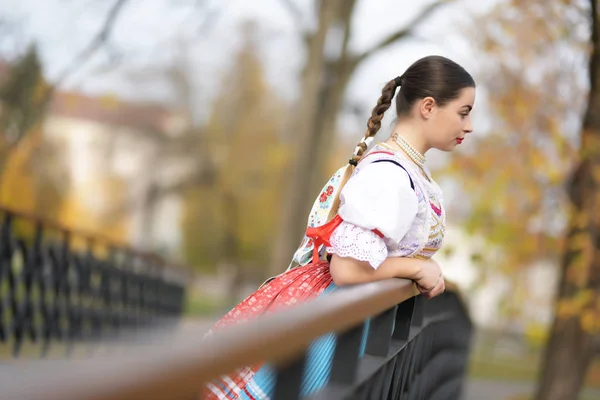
[0,279,471,400]
[0,207,188,358]
[274,292,471,400]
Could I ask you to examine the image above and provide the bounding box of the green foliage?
[0,45,49,148]
[180,22,290,274]
[439,0,586,271]
[183,290,223,317]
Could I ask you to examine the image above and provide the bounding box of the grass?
[507,395,598,400]
[468,352,600,390]
[183,290,224,318]
[468,356,537,382]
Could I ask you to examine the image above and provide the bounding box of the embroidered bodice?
[326,143,446,268]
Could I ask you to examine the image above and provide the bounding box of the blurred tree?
[271,0,455,275]
[0,126,70,239]
[0,45,49,176]
[30,136,71,223]
[0,46,66,231]
[451,0,597,398]
[439,0,589,308]
[52,0,130,88]
[0,0,131,236]
[180,22,289,294]
[0,0,130,159]
[534,1,600,398]
[0,130,39,216]
[440,0,587,270]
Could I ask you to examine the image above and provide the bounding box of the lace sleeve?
[337,161,418,244]
[326,221,388,269]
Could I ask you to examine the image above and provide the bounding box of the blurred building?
[43,90,190,254]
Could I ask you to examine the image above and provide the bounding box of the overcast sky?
[0,0,495,108]
[6,0,591,218]
[0,0,502,188]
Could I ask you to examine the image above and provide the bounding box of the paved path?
[463,380,531,400]
[463,379,600,400]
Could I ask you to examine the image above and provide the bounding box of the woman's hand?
[414,259,445,299]
[329,254,445,298]
[330,254,423,286]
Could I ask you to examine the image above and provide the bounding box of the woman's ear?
[419,97,436,119]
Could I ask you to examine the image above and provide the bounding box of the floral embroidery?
[319,197,332,209]
[291,168,346,266]
[319,185,335,204]
[430,202,442,217]
[317,182,338,210]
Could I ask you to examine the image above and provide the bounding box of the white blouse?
[326,160,418,269]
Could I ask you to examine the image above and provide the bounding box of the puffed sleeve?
[326,161,418,269]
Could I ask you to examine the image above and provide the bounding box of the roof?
[0,59,184,135]
[48,91,179,135]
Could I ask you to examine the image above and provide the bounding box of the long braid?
[326,77,402,221]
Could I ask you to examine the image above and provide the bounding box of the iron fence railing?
[302,292,471,400]
[1,278,472,400]
[0,206,188,358]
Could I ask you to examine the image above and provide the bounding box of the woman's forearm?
[329,254,424,286]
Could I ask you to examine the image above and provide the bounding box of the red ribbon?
[306,215,384,264]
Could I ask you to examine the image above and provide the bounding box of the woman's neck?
[386,120,429,155]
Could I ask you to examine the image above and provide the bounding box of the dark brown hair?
[327,55,475,221]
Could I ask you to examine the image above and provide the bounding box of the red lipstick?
[456,138,464,144]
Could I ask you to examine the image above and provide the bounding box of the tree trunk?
[534,1,600,398]
[269,1,452,276]
[139,183,159,249]
[535,317,594,400]
[307,1,357,196]
[269,0,343,275]
[221,189,244,306]
[308,62,354,197]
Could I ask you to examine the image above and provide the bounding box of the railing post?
[392,296,415,342]
[81,238,94,346]
[0,213,13,346]
[409,294,424,339]
[11,239,27,358]
[30,222,44,346]
[329,322,366,385]
[273,352,308,400]
[365,306,397,357]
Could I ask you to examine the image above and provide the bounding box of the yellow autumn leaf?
[580,310,597,334]
[574,289,594,309]
[180,26,289,272]
[557,299,578,319]
[576,210,588,229]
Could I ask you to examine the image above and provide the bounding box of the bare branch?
[354,0,452,65]
[103,162,215,223]
[337,0,356,60]
[196,6,222,35]
[53,0,129,87]
[279,0,304,30]
[156,166,216,197]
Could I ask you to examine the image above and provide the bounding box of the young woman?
[202,55,476,399]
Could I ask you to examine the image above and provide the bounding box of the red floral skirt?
[202,261,334,399]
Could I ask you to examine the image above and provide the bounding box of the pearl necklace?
[392,132,426,167]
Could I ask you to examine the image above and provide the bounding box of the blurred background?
[0,0,598,399]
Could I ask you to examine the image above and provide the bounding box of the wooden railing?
[0,278,472,400]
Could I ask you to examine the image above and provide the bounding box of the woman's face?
[424,87,475,152]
